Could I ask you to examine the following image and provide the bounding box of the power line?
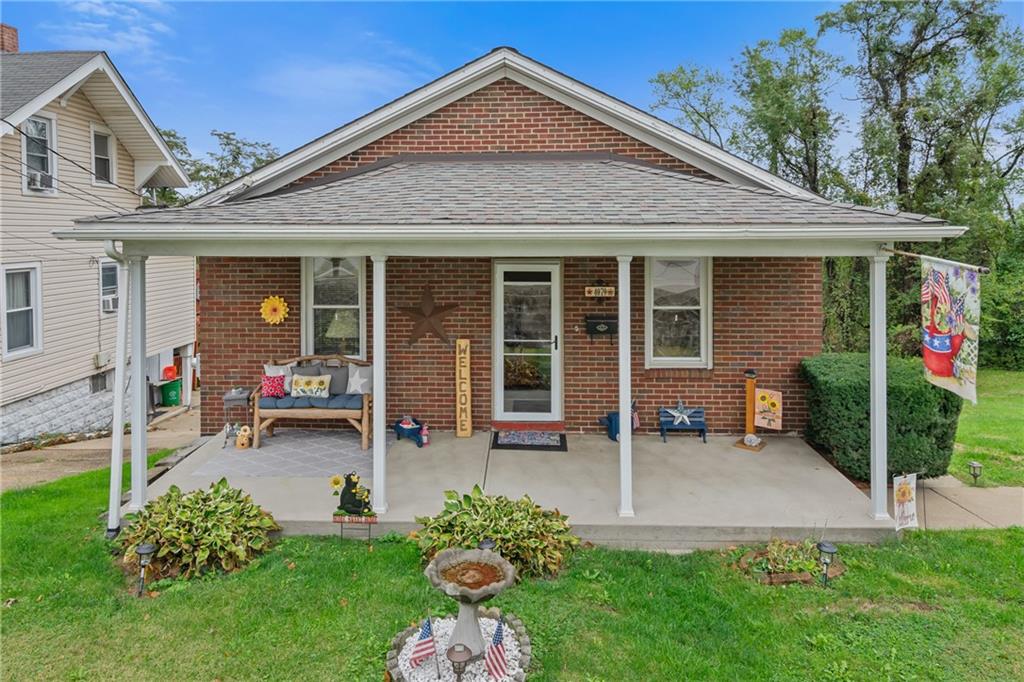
[2,232,97,259]
[0,150,131,214]
[2,116,152,200]
[0,158,131,215]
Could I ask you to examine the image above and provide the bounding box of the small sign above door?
[585,286,616,298]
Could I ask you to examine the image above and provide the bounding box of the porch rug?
[491,430,568,452]
[193,429,392,479]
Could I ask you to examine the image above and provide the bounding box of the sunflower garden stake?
[260,296,289,325]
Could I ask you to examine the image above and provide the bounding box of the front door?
[494,262,562,422]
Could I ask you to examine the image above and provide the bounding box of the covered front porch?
[145,429,893,548]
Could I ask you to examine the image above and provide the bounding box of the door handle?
[553,335,558,350]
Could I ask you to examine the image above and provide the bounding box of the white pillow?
[347,365,373,394]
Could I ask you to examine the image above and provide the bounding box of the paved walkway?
[0,403,200,492]
[888,475,1024,530]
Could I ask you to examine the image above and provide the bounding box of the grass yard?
[2,461,1022,680]
[951,369,1024,486]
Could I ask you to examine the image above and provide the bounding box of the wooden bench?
[251,354,372,450]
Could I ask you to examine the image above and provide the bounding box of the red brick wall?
[199,257,821,435]
[291,78,716,187]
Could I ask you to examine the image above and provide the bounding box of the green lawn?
[951,369,1024,486]
[2,462,1022,680]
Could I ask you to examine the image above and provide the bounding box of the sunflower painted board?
[754,389,783,430]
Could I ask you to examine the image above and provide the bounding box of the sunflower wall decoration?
[753,388,783,430]
[260,296,289,325]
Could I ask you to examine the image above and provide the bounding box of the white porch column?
[181,342,195,409]
[371,255,388,513]
[617,256,634,518]
[869,254,891,521]
[105,259,130,536]
[128,256,148,511]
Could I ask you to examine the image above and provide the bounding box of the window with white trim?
[99,261,118,313]
[302,257,365,357]
[2,263,43,358]
[91,125,115,184]
[645,257,712,368]
[23,116,56,192]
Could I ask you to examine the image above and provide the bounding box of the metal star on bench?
[398,288,459,346]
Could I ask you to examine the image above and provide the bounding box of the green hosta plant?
[120,478,280,580]
[414,485,579,579]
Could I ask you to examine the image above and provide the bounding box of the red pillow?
[261,374,286,398]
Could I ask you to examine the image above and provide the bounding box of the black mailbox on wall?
[584,315,618,342]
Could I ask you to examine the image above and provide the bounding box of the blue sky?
[3,1,1022,159]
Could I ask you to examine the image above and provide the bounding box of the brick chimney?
[1,24,19,53]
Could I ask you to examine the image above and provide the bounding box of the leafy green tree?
[155,128,279,205]
[650,65,732,147]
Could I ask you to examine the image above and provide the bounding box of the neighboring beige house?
[0,26,195,444]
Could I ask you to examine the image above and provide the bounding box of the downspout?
[104,240,130,538]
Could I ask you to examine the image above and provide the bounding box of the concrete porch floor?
[145,429,894,549]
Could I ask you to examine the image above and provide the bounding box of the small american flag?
[409,618,436,668]
[630,401,640,430]
[931,270,950,307]
[484,617,508,680]
[921,275,932,303]
[951,296,965,328]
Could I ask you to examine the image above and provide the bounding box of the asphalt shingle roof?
[85,153,945,227]
[0,51,101,119]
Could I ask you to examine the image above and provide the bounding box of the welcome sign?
[455,339,472,437]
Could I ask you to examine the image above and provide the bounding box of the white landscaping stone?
[397,616,523,682]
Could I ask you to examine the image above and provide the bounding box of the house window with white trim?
[2,263,43,358]
[303,257,365,357]
[23,116,56,191]
[645,257,712,368]
[92,125,114,184]
[99,261,118,313]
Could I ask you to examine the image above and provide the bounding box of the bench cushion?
[258,394,363,411]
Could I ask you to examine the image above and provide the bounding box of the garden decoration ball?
[424,547,516,657]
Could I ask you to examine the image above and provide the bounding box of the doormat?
[491,430,568,452]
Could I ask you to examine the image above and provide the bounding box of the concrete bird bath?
[424,547,516,658]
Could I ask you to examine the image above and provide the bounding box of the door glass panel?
[503,283,551,341]
[502,272,553,415]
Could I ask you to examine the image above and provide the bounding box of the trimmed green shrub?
[801,353,962,480]
[120,478,280,580]
[414,485,579,579]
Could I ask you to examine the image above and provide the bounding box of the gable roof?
[63,154,961,243]
[0,50,188,188]
[191,47,819,207]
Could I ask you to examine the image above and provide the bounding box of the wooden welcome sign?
[455,339,472,437]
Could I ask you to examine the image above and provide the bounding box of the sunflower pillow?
[290,374,331,398]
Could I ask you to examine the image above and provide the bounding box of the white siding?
[0,91,195,406]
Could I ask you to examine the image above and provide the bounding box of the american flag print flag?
[485,617,508,680]
[931,270,950,307]
[409,618,436,668]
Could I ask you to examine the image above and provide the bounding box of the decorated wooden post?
[734,369,766,452]
[455,339,472,437]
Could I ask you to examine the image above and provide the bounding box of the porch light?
[816,541,837,587]
[447,643,472,681]
[135,543,156,597]
[969,461,982,485]
[477,538,497,551]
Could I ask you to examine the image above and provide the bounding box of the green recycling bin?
[160,379,182,407]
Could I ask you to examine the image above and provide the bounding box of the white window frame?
[21,113,58,196]
[99,259,119,314]
[644,257,713,369]
[300,256,366,359]
[1,262,44,360]
[90,122,117,186]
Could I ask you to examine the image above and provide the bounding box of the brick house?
[59,48,963,531]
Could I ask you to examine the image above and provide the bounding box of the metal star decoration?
[398,288,459,346]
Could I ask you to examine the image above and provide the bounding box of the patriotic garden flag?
[921,257,979,403]
[484,617,508,680]
[409,617,436,668]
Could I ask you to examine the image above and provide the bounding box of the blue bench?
[658,407,707,443]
